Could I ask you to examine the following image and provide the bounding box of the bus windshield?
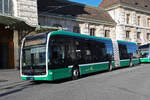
[22,33,47,75]
[22,45,46,67]
[139,48,150,58]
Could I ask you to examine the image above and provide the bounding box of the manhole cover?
[0,80,8,82]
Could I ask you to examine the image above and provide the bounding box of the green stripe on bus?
[120,59,130,67]
[132,59,140,65]
[21,73,53,81]
[140,58,150,62]
[79,62,109,75]
[51,68,72,80]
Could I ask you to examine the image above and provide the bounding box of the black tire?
[108,61,113,71]
[72,67,80,80]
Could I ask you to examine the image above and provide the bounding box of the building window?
[73,26,80,33]
[138,16,141,26]
[147,18,150,27]
[104,30,110,38]
[137,32,141,39]
[90,28,95,36]
[0,0,2,12]
[126,14,130,24]
[0,0,13,15]
[126,31,130,39]
[147,33,150,40]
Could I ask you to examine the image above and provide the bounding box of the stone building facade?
[3,0,150,69]
[99,0,150,45]
[16,0,38,26]
[38,0,116,40]
[0,0,38,69]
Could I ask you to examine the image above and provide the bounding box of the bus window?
[75,40,87,64]
[127,44,139,59]
[118,44,129,59]
[65,39,76,65]
[140,48,149,58]
[91,41,107,62]
[50,38,65,65]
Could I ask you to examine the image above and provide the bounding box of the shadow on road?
[0,65,140,97]
[0,83,33,97]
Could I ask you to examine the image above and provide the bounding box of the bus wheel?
[129,60,133,67]
[72,67,80,80]
[108,61,113,71]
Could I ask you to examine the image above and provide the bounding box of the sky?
[69,0,102,7]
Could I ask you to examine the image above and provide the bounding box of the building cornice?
[105,3,150,14]
[39,12,116,26]
[118,23,150,30]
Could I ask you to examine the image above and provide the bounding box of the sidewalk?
[0,69,28,89]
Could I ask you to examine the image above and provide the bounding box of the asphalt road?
[1,64,150,100]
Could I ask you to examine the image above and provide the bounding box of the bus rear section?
[139,44,150,63]
[116,41,139,67]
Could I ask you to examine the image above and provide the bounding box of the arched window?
[90,28,96,36]
[0,0,13,15]
[104,30,110,38]
[73,26,80,33]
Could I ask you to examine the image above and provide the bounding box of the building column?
[80,23,89,35]
[95,25,104,37]
[119,8,125,24]
[12,0,18,17]
[13,30,19,69]
[141,29,147,45]
[110,27,116,40]
[131,28,137,43]
[115,25,125,40]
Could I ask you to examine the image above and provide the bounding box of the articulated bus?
[20,31,139,81]
[139,44,150,62]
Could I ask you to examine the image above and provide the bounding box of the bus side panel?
[120,59,130,67]
[112,61,115,68]
[79,62,109,75]
[117,40,139,67]
[132,59,140,65]
[52,68,72,80]
[21,73,53,81]
[140,58,150,62]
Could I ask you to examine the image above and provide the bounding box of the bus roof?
[117,40,137,45]
[139,44,150,48]
[49,31,112,42]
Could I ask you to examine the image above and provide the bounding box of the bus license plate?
[28,76,34,80]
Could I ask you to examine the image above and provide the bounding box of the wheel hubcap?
[73,69,79,77]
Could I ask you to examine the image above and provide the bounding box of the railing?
[0,0,13,16]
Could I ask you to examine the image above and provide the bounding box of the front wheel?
[108,61,113,71]
[129,60,133,67]
[72,68,80,80]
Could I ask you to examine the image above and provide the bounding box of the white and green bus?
[139,44,150,63]
[20,31,139,81]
